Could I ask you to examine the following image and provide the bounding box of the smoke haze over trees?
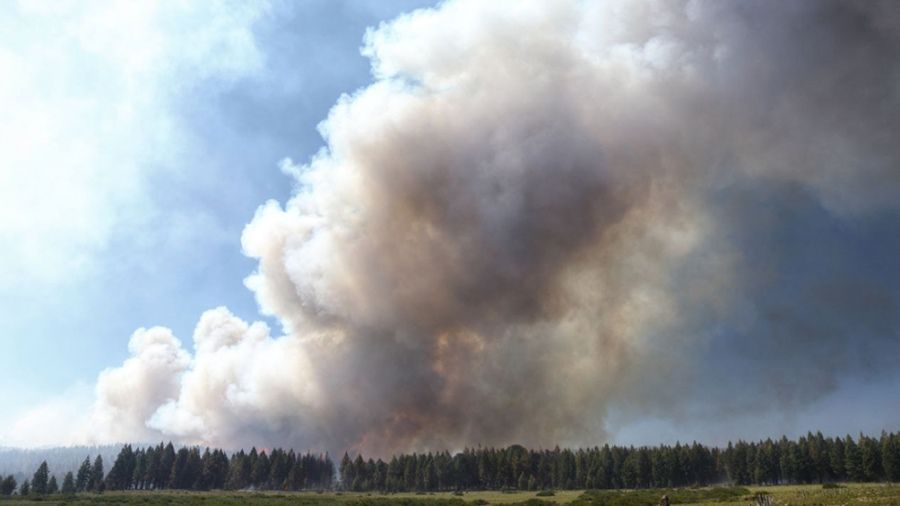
[0,446,121,483]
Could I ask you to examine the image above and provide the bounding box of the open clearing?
[1,484,899,505]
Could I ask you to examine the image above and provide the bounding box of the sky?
[1,0,899,454]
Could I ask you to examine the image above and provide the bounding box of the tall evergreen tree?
[90,455,105,492]
[61,472,76,495]
[167,448,190,490]
[159,443,176,488]
[830,437,845,481]
[882,432,900,482]
[860,435,883,482]
[76,457,92,492]
[251,451,271,489]
[31,461,49,495]
[107,444,136,490]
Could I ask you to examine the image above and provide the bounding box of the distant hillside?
[0,445,122,481]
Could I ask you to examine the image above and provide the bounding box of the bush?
[822,483,845,489]
[536,490,555,497]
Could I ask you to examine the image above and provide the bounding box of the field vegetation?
[1,484,900,505]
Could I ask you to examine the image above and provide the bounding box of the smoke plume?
[87,0,900,454]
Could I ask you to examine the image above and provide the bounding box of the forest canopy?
[1,431,898,496]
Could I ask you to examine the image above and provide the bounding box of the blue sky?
[0,0,438,437]
[1,0,898,453]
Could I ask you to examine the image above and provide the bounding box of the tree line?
[0,442,334,496]
[1,431,897,496]
[338,431,900,491]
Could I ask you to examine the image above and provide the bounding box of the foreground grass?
[1,484,899,505]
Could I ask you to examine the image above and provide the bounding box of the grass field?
[1,484,898,505]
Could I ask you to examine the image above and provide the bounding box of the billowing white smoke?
[87,0,900,454]
[91,328,190,443]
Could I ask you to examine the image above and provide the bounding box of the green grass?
[570,487,749,506]
[0,484,898,505]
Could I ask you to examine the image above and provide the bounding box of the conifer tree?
[251,451,270,489]
[882,432,900,482]
[47,475,59,494]
[845,435,863,482]
[62,472,76,495]
[860,435,882,481]
[0,475,17,496]
[340,453,353,490]
[226,450,250,490]
[830,437,845,481]
[76,457,92,492]
[186,447,203,489]
[132,449,147,490]
[90,455,105,492]
[160,443,176,488]
[107,444,136,490]
[31,461,49,495]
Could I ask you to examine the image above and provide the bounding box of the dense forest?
[0,443,334,496]
[1,432,898,496]
[338,432,900,491]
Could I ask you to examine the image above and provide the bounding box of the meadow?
[2,484,900,506]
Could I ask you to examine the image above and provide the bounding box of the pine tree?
[160,443,176,488]
[0,475,17,496]
[32,461,50,495]
[76,457,92,492]
[145,446,160,489]
[882,432,900,482]
[251,451,271,489]
[201,448,229,490]
[19,479,30,496]
[340,453,353,490]
[860,435,882,482]
[107,444,136,490]
[829,437,845,481]
[62,472,76,495]
[132,449,147,490]
[90,455,105,492]
[845,435,863,482]
[186,447,203,490]
[230,451,253,490]
[169,447,188,489]
[47,475,59,494]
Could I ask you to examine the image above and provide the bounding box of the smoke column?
[87,0,900,455]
